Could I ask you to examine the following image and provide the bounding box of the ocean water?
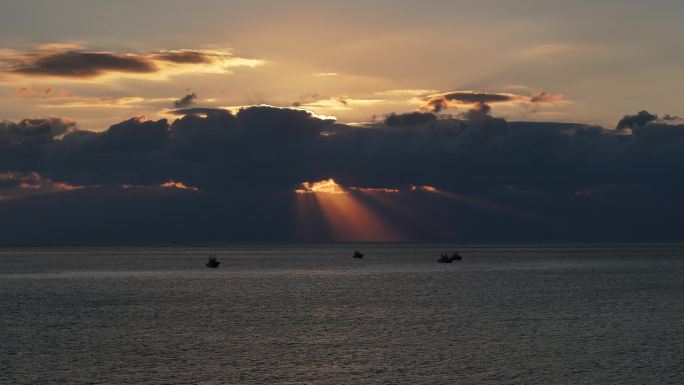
[1,244,683,384]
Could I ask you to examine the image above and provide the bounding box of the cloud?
[463,101,493,120]
[662,114,682,121]
[291,93,321,108]
[292,97,386,112]
[441,91,516,104]
[0,117,76,144]
[384,111,437,127]
[173,92,198,108]
[616,110,658,130]
[153,50,215,64]
[615,111,683,130]
[15,85,69,97]
[529,91,565,104]
[167,107,234,116]
[0,171,91,200]
[122,180,201,192]
[422,90,564,113]
[6,51,157,77]
[99,116,170,152]
[0,46,265,81]
[36,96,151,109]
[1,107,684,242]
[374,89,438,97]
[426,96,449,113]
[295,178,346,194]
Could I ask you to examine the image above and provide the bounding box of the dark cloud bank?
[1,107,684,244]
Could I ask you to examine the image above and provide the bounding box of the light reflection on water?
[2,244,684,384]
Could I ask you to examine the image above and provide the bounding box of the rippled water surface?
[2,244,684,384]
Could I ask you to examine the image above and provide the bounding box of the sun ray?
[411,185,538,220]
[295,179,403,241]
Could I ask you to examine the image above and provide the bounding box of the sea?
[1,244,683,384]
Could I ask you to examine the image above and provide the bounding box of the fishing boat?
[438,252,463,263]
[352,250,364,259]
[206,254,220,268]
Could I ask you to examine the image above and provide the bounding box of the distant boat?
[206,254,220,268]
[352,250,364,259]
[438,252,462,263]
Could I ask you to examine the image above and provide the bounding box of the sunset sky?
[1,1,683,243]
[2,0,683,129]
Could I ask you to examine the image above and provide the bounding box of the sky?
[2,0,683,129]
[1,1,683,243]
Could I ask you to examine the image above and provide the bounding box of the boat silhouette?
[205,254,220,268]
[438,252,463,263]
[352,250,364,259]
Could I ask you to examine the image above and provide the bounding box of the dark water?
[2,244,684,384]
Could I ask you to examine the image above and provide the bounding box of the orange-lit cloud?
[160,180,201,192]
[122,180,201,192]
[0,171,91,200]
[410,185,437,192]
[15,84,69,97]
[295,178,346,194]
[349,186,400,193]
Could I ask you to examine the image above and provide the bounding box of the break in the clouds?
[0,45,265,80]
[1,105,684,243]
